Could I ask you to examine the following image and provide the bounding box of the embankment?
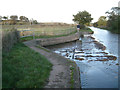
[36,30,93,46]
[33,32,84,88]
[24,40,81,88]
[36,32,80,46]
[24,31,93,88]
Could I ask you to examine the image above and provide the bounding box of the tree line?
[93,7,120,34]
[0,15,38,25]
[72,7,119,34]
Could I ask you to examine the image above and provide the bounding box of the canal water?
[45,27,119,88]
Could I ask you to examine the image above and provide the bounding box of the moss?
[70,64,75,88]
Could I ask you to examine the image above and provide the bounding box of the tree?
[73,10,93,28]
[19,16,29,22]
[10,15,18,20]
[106,7,120,16]
[97,16,107,27]
[19,16,25,21]
[3,16,8,20]
[93,22,98,27]
[33,20,38,24]
[105,7,120,33]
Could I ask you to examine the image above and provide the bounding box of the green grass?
[106,28,119,34]
[95,26,120,34]
[20,30,77,42]
[2,25,77,41]
[2,42,52,88]
[80,27,94,33]
[18,25,77,41]
[109,29,120,34]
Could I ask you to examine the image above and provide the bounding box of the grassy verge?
[2,42,52,88]
[80,27,94,33]
[95,26,120,34]
[70,64,75,88]
[106,28,119,34]
[109,29,120,34]
[20,30,77,42]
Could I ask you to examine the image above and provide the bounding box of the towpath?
[23,40,80,88]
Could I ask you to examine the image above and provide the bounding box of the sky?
[0,0,119,24]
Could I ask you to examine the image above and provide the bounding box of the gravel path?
[23,40,81,88]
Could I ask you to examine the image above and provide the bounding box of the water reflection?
[90,27,118,56]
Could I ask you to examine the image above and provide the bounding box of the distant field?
[31,26,76,36]
[2,24,76,36]
[2,24,77,41]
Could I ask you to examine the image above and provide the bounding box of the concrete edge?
[24,32,94,88]
[35,45,81,88]
[72,62,82,88]
[36,32,80,46]
[35,31,93,47]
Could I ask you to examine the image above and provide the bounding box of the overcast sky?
[0,0,119,23]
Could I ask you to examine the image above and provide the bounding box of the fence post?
[33,30,35,40]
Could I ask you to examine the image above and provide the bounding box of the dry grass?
[2,24,76,37]
[19,25,76,36]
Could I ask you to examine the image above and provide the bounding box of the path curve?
[23,40,81,88]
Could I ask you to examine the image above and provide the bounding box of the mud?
[75,58,84,61]
[88,36,106,50]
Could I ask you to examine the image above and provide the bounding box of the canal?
[45,27,119,88]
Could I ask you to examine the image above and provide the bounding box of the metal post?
[33,31,35,39]
[72,48,75,59]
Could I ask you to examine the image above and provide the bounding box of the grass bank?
[20,27,93,42]
[20,29,77,42]
[106,28,119,34]
[80,27,94,33]
[95,26,119,34]
[2,42,52,88]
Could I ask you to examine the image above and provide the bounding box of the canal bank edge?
[35,32,80,46]
[37,45,81,88]
[36,31,93,46]
[23,31,93,88]
[23,40,81,88]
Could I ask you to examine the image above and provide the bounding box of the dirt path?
[23,40,80,88]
